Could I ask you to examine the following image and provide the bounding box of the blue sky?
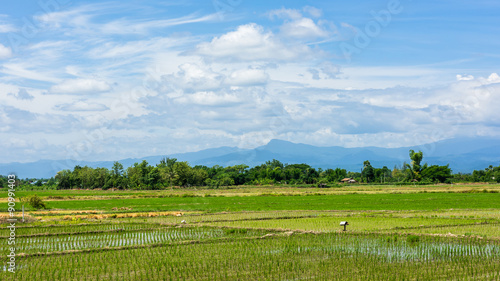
[1,0,499,163]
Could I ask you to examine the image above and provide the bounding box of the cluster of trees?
[363,150,453,184]
[51,150,458,190]
[2,150,499,190]
[0,176,55,189]
[54,158,352,190]
[455,165,500,183]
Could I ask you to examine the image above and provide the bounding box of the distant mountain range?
[2,137,500,179]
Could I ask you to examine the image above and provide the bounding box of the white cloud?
[268,7,329,39]
[50,78,112,94]
[444,74,500,124]
[1,63,60,83]
[200,110,220,119]
[35,4,217,36]
[268,8,303,20]
[176,91,242,106]
[0,15,16,33]
[319,62,342,79]
[35,5,94,31]
[456,74,474,81]
[225,68,269,86]
[27,40,73,50]
[100,14,218,35]
[56,100,109,111]
[487,73,500,83]
[26,40,78,62]
[308,62,342,80]
[342,73,500,129]
[0,43,12,59]
[161,63,223,93]
[195,23,311,61]
[65,65,81,76]
[1,2,498,163]
[280,17,329,39]
[303,6,322,18]
[0,23,16,33]
[88,37,196,62]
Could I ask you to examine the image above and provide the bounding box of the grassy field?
[3,182,499,199]
[31,192,500,212]
[7,187,500,212]
[1,184,500,280]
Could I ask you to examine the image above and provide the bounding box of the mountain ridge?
[2,137,499,178]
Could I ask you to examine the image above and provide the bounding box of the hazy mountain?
[0,146,245,179]
[2,137,499,179]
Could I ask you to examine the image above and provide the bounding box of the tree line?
[1,150,499,190]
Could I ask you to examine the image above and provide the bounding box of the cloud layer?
[0,1,499,164]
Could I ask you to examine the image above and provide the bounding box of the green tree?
[106,162,125,189]
[421,165,452,183]
[190,168,209,186]
[55,169,73,189]
[174,161,192,187]
[362,161,375,183]
[219,175,235,186]
[374,166,391,183]
[127,160,150,189]
[70,166,95,189]
[92,167,110,189]
[147,167,161,189]
[406,150,426,181]
[159,158,178,188]
[265,159,284,169]
[47,177,56,186]
[111,162,124,177]
[301,168,319,184]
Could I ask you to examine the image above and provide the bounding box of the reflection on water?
[265,234,500,262]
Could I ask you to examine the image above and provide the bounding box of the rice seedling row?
[202,216,495,233]
[1,226,269,256]
[3,232,500,280]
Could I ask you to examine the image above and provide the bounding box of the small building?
[341,178,357,184]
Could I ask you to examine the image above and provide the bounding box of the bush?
[24,194,47,210]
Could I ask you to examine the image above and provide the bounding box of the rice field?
[2,185,500,280]
[1,224,270,255]
[2,231,500,280]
